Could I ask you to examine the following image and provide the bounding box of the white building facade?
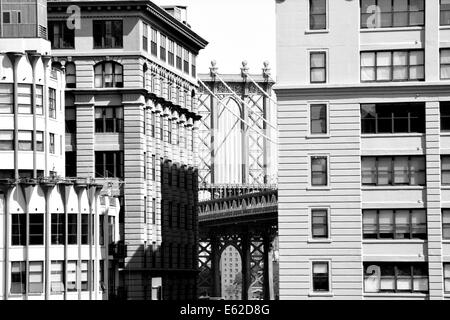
[276,0,450,299]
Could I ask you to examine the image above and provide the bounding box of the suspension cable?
[245,73,278,106]
[211,72,277,131]
[198,79,277,145]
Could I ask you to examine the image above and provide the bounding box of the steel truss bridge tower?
[196,62,278,300]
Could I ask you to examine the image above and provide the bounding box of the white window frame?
[307,0,329,33]
[307,101,330,138]
[308,154,330,189]
[308,206,332,243]
[308,49,329,84]
[309,259,333,297]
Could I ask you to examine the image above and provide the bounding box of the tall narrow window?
[48,20,75,49]
[441,0,450,26]
[168,39,175,66]
[142,22,148,51]
[160,34,167,62]
[51,261,65,293]
[81,261,89,291]
[99,215,105,246]
[310,104,327,134]
[93,20,123,48]
[68,213,77,245]
[151,113,156,137]
[310,0,327,30]
[151,27,157,56]
[11,261,26,294]
[441,49,450,80]
[51,213,65,245]
[152,198,156,225]
[444,263,450,293]
[65,62,76,88]
[49,133,55,154]
[191,53,197,77]
[183,48,190,74]
[168,119,173,144]
[36,85,43,114]
[49,88,57,118]
[11,214,26,246]
[36,131,44,152]
[442,156,450,185]
[310,52,326,83]
[176,44,182,70]
[29,213,44,245]
[81,214,89,245]
[311,156,328,186]
[67,261,77,292]
[152,155,156,181]
[94,61,123,88]
[442,102,450,131]
[312,262,330,292]
[29,261,43,293]
[311,209,328,239]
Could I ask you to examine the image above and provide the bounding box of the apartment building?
[47,0,207,300]
[0,0,119,300]
[276,0,450,299]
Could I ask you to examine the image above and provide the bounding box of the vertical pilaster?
[75,97,95,178]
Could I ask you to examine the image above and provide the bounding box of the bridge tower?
[196,62,278,300]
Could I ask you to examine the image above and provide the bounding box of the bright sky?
[154,0,276,76]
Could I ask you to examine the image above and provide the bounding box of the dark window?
[11,214,26,246]
[160,115,165,141]
[361,103,425,134]
[142,23,148,51]
[191,53,196,77]
[310,104,327,134]
[99,215,105,246]
[65,151,77,177]
[442,210,450,239]
[311,156,328,186]
[93,20,123,48]
[11,261,26,294]
[49,88,57,119]
[312,209,328,238]
[441,0,450,25]
[183,48,189,74]
[0,130,14,150]
[362,156,426,186]
[95,107,124,133]
[176,44,182,70]
[152,155,156,181]
[151,113,156,137]
[29,214,44,245]
[66,62,76,88]
[152,198,156,225]
[65,106,76,134]
[168,119,173,144]
[363,209,427,240]
[168,39,175,66]
[310,52,326,83]
[68,213,77,245]
[442,156,450,185]
[48,20,74,49]
[36,131,44,151]
[364,262,428,293]
[360,0,424,29]
[151,27,157,56]
[95,151,124,178]
[361,50,425,82]
[312,262,330,292]
[310,0,327,30]
[51,213,65,245]
[94,61,123,88]
[81,214,89,245]
[442,102,450,131]
[3,12,11,24]
[18,130,33,151]
[49,133,55,154]
[160,34,167,62]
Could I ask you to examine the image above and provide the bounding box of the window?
[361,156,425,186]
[68,213,77,245]
[108,216,115,244]
[151,27,157,56]
[143,23,148,51]
[11,261,26,294]
[36,85,43,114]
[441,0,450,25]
[35,131,44,152]
[160,115,165,141]
[3,12,10,24]
[51,213,65,245]
[81,261,89,291]
[51,261,64,293]
[12,214,26,246]
[183,48,190,74]
[364,262,428,293]
[168,119,173,144]
[442,102,450,132]
[361,50,425,82]
[18,84,31,114]
[48,88,57,119]
[48,20,75,49]
[94,61,123,88]
[310,0,327,30]
[49,133,55,154]
[442,156,450,185]
[312,262,330,292]
[361,103,425,134]
[0,130,14,150]
[66,62,76,88]
[29,261,43,294]
[160,34,167,62]
[445,264,450,292]
[99,215,105,246]
[95,151,124,178]
[152,198,156,225]
[311,209,328,239]
[310,52,326,83]
[168,39,175,66]
[191,53,197,77]
[0,84,13,114]
[81,214,89,245]
[95,107,124,133]
[29,213,44,245]
[152,155,156,181]
[363,209,427,239]
[360,0,424,29]
[311,156,328,186]
[176,44,182,70]
[93,20,123,48]
[441,49,450,80]
[66,151,76,177]
[67,261,77,292]
[310,104,327,134]
[442,210,450,239]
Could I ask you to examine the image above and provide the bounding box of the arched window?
[66,62,76,88]
[94,61,123,88]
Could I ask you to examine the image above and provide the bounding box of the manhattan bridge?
[196,61,279,300]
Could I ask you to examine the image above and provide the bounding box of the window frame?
[93,20,123,49]
[441,102,450,131]
[311,260,332,293]
[310,207,331,241]
[94,61,124,88]
[310,155,329,187]
[442,156,450,186]
[310,51,327,84]
[309,0,328,31]
[442,209,450,240]
[48,20,75,49]
[309,103,329,136]
[440,48,450,80]
[441,0,450,26]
